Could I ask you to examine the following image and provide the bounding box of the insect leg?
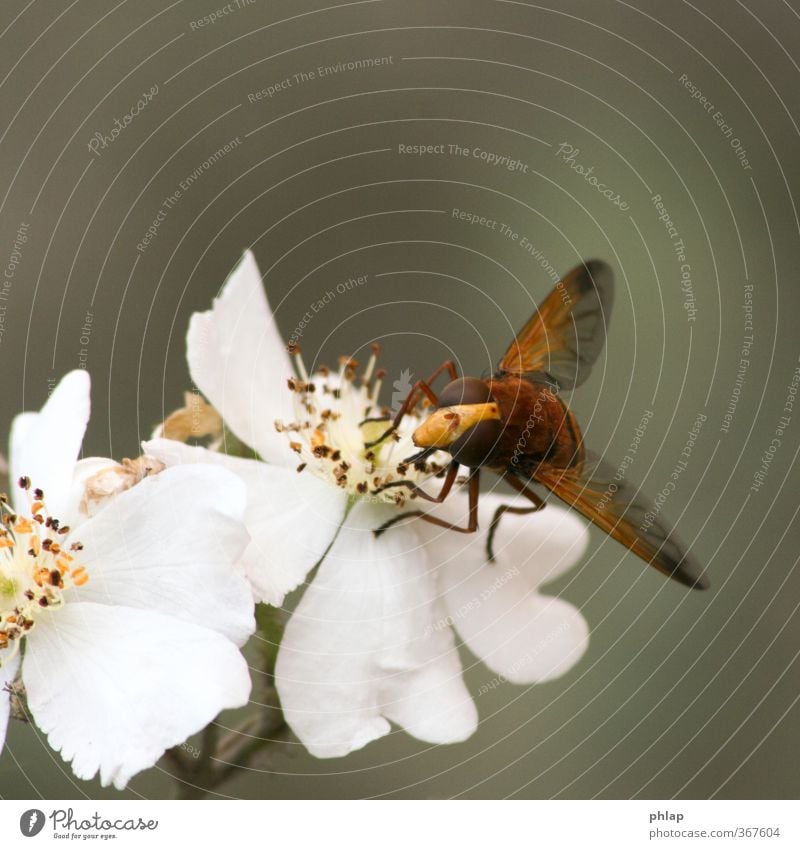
[374,459,459,503]
[363,359,458,448]
[374,467,479,537]
[486,473,546,562]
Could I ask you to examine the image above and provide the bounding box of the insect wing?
[532,453,708,589]
[498,259,614,389]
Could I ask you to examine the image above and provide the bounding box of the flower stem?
[167,604,292,798]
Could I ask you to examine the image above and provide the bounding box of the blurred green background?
[1,0,798,799]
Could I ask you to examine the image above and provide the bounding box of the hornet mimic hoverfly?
[367,260,708,590]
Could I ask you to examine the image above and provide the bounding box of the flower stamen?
[0,481,88,667]
[275,344,448,504]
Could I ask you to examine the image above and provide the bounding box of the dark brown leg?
[487,473,546,562]
[374,459,459,503]
[374,468,480,537]
[363,360,458,448]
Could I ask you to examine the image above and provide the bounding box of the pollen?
[278,343,447,502]
[0,481,89,667]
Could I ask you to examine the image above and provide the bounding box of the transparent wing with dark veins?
[531,452,708,589]
[498,259,614,389]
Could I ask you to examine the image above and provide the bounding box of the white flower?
[145,250,590,758]
[1,371,255,788]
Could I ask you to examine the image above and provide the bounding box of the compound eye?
[437,377,493,407]
[448,419,503,467]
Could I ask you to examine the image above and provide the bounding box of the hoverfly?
[368,259,708,589]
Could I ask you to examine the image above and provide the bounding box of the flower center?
[276,344,447,504]
[0,479,88,666]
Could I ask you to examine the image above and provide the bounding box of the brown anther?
[58,526,69,535]
[296,463,307,473]
[375,368,386,380]
[330,450,341,462]
[289,442,303,454]
[70,542,84,551]
[396,463,409,475]
[356,482,368,494]
[18,476,31,490]
[33,488,44,500]
[42,538,52,551]
[338,356,359,369]
[286,341,301,356]
[371,343,381,356]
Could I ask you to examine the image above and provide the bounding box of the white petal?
[9,370,91,517]
[143,438,346,606]
[24,602,251,789]
[420,488,591,588]
[0,652,21,755]
[276,501,477,758]
[69,464,254,646]
[419,492,590,684]
[186,251,295,466]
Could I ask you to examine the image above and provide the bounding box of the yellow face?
[412,402,502,449]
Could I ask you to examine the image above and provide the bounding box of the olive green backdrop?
[0,0,798,799]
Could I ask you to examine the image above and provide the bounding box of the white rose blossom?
[1,370,256,788]
[145,250,591,758]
